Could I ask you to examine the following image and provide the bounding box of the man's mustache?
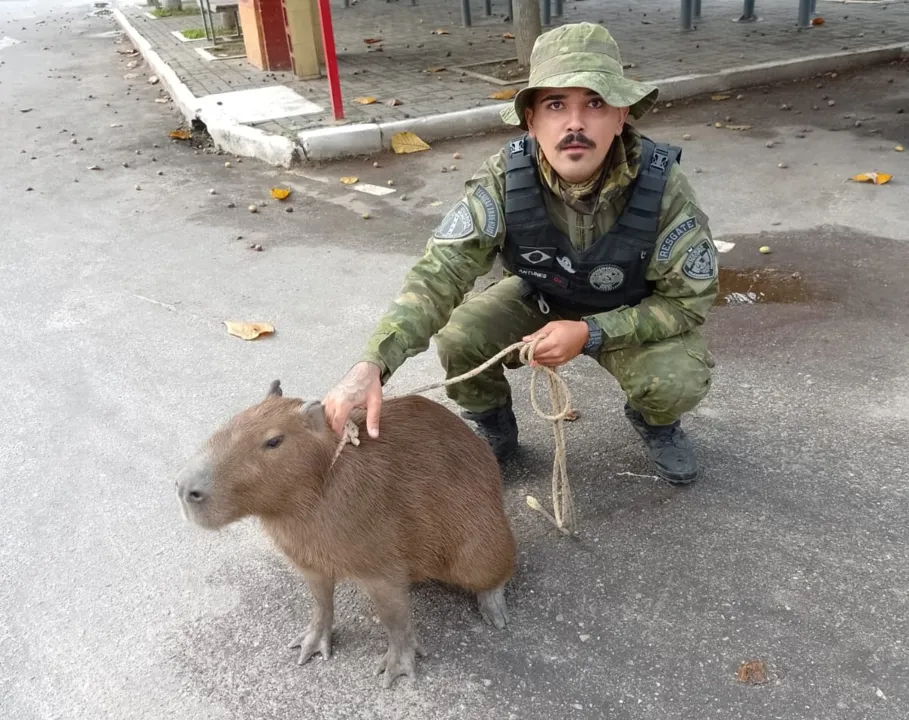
[556,133,596,150]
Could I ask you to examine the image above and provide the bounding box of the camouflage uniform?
[357,23,718,483]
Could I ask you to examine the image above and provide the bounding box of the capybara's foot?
[477,584,509,629]
[288,620,332,665]
[374,636,425,689]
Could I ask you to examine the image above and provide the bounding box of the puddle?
[716,268,813,306]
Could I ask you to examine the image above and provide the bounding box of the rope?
[331,338,578,535]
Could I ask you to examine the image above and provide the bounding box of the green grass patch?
[181,26,234,40]
[152,7,200,18]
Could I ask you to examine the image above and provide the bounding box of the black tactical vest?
[501,133,681,315]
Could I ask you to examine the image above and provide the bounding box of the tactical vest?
[500,133,681,316]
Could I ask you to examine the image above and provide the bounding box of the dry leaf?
[391,131,431,154]
[169,129,191,140]
[270,187,291,200]
[488,88,518,100]
[564,409,580,422]
[895,145,904,152]
[340,176,359,185]
[424,67,445,73]
[723,124,753,131]
[811,16,824,25]
[354,96,377,105]
[850,172,891,185]
[224,321,274,340]
[736,660,769,685]
[385,98,402,107]
[502,33,515,39]
[363,38,382,44]
[711,94,731,101]
[432,28,450,35]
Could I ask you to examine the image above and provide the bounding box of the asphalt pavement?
[2,5,908,720]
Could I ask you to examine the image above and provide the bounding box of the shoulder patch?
[473,184,501,237]
[657,217,698,261]
[433,201,475,241]
[509,137,525,156]
[682,239,717,280]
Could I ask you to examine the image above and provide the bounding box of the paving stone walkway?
[125,0,909,138]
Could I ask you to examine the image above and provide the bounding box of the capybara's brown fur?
[176,379,516,687]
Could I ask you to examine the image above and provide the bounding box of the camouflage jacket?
[359,125,719,384]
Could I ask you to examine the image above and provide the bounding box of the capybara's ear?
[266,379,282,399]
[299,399,327,432]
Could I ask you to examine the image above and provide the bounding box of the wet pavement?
[2,6,909,720]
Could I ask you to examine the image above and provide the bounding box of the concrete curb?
[112,9,297,168]
[298,41,907,163]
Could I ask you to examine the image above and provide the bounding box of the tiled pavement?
[124,0,909,138]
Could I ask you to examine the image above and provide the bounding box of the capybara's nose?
[180,483,207,504]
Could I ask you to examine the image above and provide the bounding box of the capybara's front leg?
[477,583,509,629]
[362,577,425,689]
[288,569,335,665]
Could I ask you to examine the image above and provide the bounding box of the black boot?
[461,399,519,466]
[624,404,699,485]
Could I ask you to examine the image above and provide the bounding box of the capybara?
[175,379,516,688]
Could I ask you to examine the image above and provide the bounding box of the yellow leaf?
[432,28,450,35]
[850,172,892,185]
[270,187,291,200]
[354,96,377,105]
[711,94,731,101]
[488,88,518,100]
[896,145,905,152]
[169,129,191,140]
[224,321,274,340]
[390,131,431,154]
[340,176,359,185]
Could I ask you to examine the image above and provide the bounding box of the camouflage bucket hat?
[500,22,659,129]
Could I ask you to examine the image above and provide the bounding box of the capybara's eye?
[265,435,283,448]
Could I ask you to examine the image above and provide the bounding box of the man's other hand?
[322,362,383,438]
[522,320,590,367]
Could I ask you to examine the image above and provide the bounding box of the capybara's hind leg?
[361,577,425,689]
[477,584,509,629]
[288,569,335,665]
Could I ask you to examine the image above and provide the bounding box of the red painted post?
[316,0,344,120]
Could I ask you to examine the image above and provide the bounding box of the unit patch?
[682,240,717,280]
[657,217,698,261]
[433,201,474,240]
[509,137,525,156]
[588,264,626,292]
[473,185,501,237]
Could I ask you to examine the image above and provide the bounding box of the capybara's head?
[175,380,332,530]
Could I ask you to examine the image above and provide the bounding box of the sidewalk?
[114,0,909,165]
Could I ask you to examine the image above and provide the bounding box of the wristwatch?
[581,318,603,357]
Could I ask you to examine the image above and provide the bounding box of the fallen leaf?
[154,98,169,104]
[424,66,445,73]
[19,108,33,113]
[385,98,402,107]
[502,32,515,39]
[363,38,382,44]
[224,321,274,340]
[391,131,431,154]
[896,145,904,152]
[811,16,824,25]
[850,172,891,185]
[87,165,101,170]
[564,409,580,421]
[270,187,291,200]
[723,124,753,131]
[340,176,359,185]
[148,76,159,85]
[432,29,450,35]
[736,660,769,685]
[488,88,518,100]
[710,94,731,101]
[169,129,191,140]
[354,96,377,105]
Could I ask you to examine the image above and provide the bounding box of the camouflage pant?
[435,275,714,426]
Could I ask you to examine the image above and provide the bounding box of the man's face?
[525,87,629,184]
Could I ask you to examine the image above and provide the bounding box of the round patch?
[588,264,625,292]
